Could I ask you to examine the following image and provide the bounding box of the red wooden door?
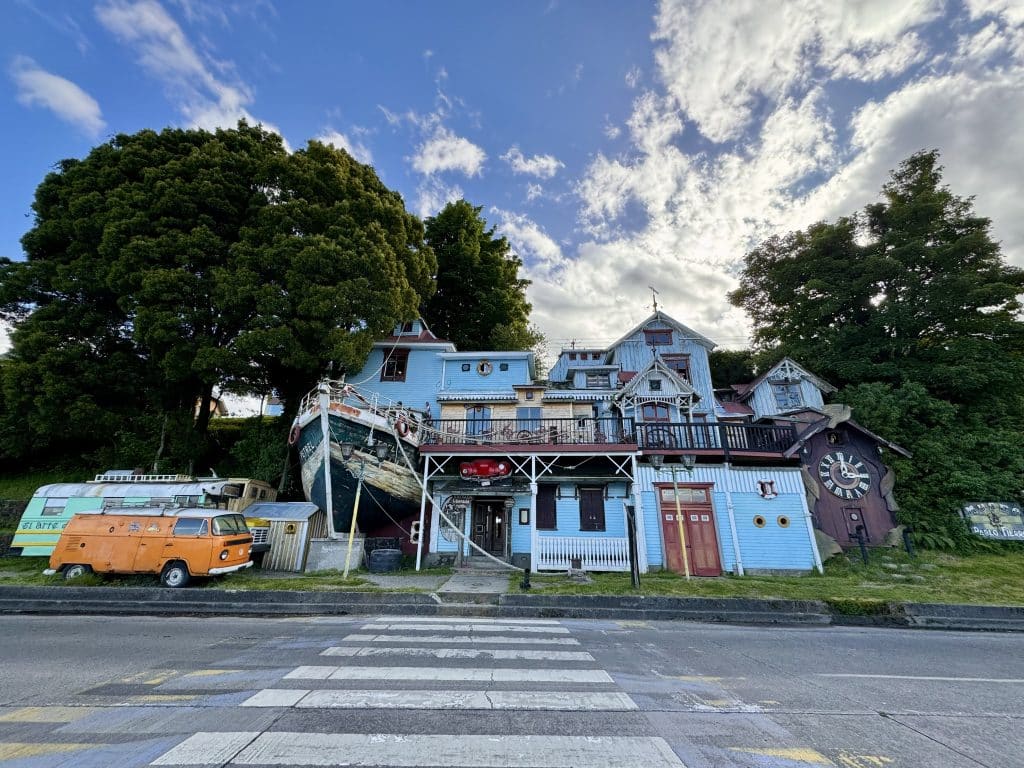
[657,485,722,576]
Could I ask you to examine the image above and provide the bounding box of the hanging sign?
[459,459,512,481]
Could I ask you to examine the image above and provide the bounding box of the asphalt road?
[0,614,1021,767]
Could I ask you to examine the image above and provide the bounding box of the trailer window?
[173,518,208,536]
[212,515,249,535]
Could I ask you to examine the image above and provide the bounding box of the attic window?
[592,353,602,360]
[649,379,662,391]
[399,321,416,334]
[585,372,609,389]
[381,349,410,381]
[662,354,690,382]
[499,363,509,371]
[644,329,672,345]
[772,382,802,410]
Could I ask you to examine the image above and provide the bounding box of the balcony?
[420,417,797,457]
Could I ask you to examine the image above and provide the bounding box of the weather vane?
[649,285,659,313]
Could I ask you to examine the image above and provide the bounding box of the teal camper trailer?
[10,471,276,556]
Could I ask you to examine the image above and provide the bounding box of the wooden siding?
[748,377,826,419]
[441,355,532,392]
[609,330,716,409]
[346,346,448,419]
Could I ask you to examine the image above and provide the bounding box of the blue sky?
[3,0,1024,356]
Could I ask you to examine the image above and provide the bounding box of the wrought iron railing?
[423,417,637,446]
[422,417,796,455]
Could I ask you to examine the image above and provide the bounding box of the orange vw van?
[44,508,253,587]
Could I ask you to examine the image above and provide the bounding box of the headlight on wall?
[220,549,229,560]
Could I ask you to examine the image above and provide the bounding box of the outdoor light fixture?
[648,453,665,469]
[680,454,696,471]
[340,442,355,460]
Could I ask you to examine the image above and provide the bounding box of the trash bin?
[367,548,403,573]
[364,537,400,559]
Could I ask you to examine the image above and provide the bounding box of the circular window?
[753,515,766,528]
[477,360,493,376]
[777,515,790,528]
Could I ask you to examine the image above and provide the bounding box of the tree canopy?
[0,122,434,472]
[422,200,540,352]
[730,150,1024,547]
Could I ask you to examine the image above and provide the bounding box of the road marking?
[342,633,579,645]
[375,616,562,624]
[321,646,595,661]
[152,731,260,765]
[835,753,894,768]
[818,674,1024,683]
[240,689,637,710]
[0,706,98,723]
[184,669,240,678]
[362,622,571,634]
[240,689,309,707]
[284,665,613,683]
[0,742,104,761]
[130,694,198,702]
[730,747,833,764]
[154,732,685,767]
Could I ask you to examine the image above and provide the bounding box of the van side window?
[174,518,208,536]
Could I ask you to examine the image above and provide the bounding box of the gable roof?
[783,406,911,459]
[607,310,716,354]
[614,357,699,402]
[733,356,836,402]
[376,317,455,348]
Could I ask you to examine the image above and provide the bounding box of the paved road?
[0,615,1021,767]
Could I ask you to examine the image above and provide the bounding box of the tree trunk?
[152,413,168,473]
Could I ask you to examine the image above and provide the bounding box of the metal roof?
[242,502,322,521]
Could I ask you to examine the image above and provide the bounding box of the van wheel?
[161,562,190,588]
[63,564,92,580]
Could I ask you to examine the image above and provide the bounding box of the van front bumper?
[209,561,253,576]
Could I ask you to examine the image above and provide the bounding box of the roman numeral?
[858,481,869,491]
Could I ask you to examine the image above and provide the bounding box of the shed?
[242,502,327,572]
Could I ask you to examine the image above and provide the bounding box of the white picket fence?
[535,536,631,572]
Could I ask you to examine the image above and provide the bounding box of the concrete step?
[436,590,502,605]
[435,602,500,617]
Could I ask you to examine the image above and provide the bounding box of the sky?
[2,0,1024,360]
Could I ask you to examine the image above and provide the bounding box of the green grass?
[0,469,92,501]
[520,549,1024,606]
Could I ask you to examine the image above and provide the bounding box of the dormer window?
[771,382,802,410]
[662,354,690,382]
[399,321,416,334]
[381,349,409,382]
[585,372,609,389]
[644,329,672,346]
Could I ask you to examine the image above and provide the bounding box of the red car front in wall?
[460,459,511,480]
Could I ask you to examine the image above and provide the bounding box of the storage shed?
[242,502,327,572]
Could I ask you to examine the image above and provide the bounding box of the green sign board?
[961,502,1024,540]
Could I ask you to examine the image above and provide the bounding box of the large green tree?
[0,123,434,471]
[422,200,540,351]
[729,151,1024,546]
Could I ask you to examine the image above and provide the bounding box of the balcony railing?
[423,417,636,446]
[636,421,796,455]
[422,417,796,456]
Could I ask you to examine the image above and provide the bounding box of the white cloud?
[414,177,464,219]
[316,129,373,165]
[96,0,284,138]
[501,146,564,178]
[411,126,486,176]
[10,56,105,137]
[526,183,543,201]
[625,65,642,89]
[652,0,941,143]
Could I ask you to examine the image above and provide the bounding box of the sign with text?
[960,502,1024,540]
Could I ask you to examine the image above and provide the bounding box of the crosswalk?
[149,615,687,767]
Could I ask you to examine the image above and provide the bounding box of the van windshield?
[212,514,249,535]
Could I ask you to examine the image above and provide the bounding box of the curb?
[1,586,1023,630]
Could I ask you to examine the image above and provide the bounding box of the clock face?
[817,452,871,499]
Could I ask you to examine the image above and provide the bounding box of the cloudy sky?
[3,0,1023,355]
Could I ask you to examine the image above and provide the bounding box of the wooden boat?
[290,381,426,536]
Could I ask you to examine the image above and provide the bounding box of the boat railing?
[421,417,637,446]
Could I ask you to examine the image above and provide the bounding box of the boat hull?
[296,412,422,536]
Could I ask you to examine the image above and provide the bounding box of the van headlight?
[220,549,229,560]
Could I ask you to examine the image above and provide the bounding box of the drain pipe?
[723,460,744,576]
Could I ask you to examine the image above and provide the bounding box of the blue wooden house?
[331,310,828,575]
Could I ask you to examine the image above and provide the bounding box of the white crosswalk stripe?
[154,732,686,767]
[149,615,686,767]
[321,646,595,661]
[285,665,613,683]
[342,633,581,645]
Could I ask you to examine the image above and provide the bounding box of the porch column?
[414,455,431,571]
[629,453,648,573]
[529,454,538,574]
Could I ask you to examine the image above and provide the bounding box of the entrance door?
[471,499,507,557]
[658,485,722,576]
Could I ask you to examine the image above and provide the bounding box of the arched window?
[466,405,492,436]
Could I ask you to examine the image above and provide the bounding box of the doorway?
[657,484,722,576]
[471,499,507,557]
